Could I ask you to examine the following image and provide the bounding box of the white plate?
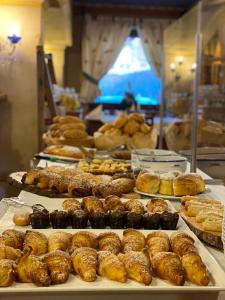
[38,152,80,162]
[134,187,211,201]
[0,229,224,292]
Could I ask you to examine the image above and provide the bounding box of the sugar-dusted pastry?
[43,250,72,284]
[159,173,174,196]
[68,177,93,197]
[0,259,14,287]
[62,198,81,212]
[21,168,41,185]
[13,210,31,226]
[71,247,98,282]
[44,145,85,159]
[124,199,145,214]
[173,175,197,196]
[49,174,73,194]
[98,232,121,255]
[23,230,48,256]
[81,196,104,213]
[151,252,185,286]
[98,251,127,283]
[181,252,210,286]
[118,250,152,285]
[15,250,51,286]
[104,195,125,212]
[71,231,98,249]
[48,231,72,252]
[170,232,197,257]
[50,210,69,229]
[122,229,145,252]
[69,210,89,229]
[0,229,25,250]
[146,198,168,214]
[136,172,160,194]
[0,245,22,260]
[146,231,170,256]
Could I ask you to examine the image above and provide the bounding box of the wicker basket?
[42,133,95,148]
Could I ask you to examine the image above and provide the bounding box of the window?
[97,35,161,106]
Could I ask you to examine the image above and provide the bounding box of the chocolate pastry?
[125,211,142,229]
[69,210,89,229]
[108,210,124,229]
[89,211,107,229]
[142,213,161,230]
[50,210,69,229]
[30,204,50,229]
[160,212,179,230]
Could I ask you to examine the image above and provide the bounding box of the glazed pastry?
[62,198,81,212]
[104,195,125,212]
[136,172,160,194]
[118,250,152,285]
[22,168,41,185]
[23,230,48,255]
[15,249,51,286]
[186,173,205,194]
[146,198,168,214]
[69,210,88,229]
[71,231,98,249]
[82,196,104,213]
[50,210,69,228]
[98,251,127,283]
[89,211,107,229]
[68,178,93,197]
[0,245,22,260]
[151,252,185,286]
[142,213,161,230]
[146,232,170,256]
[0,229,25,250]
[108,210,124,229]
[71,247,98,282]
[0,259,14,287]
[122,229,145,252]
[13,211,30,226]
[181,252,210,286]
[124,211,142,229]
[49,175,73,194]
[170,232,197,257]
[98,232,121,254]
[173,175,197,196]
[202,217,222,232]
[48,231,72,252]
[33,171,55,189]
[124,199,145,214]
[30,209,50,229]
[160,212,179,230]
[43,250,72,284]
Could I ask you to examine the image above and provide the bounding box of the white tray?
[38,152,80,162]
[0,229,224,292]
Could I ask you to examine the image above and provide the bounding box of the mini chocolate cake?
[69,210,88,229]
[89,211,107,229]
[125,211,142,229]
[160,212,179,230]
[30,210,50,229]
[108,210,124,229]
[142,213,161,229]
[50,210,69,228]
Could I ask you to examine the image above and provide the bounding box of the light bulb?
[170,63,176,72]
[8,23,21,37]
[178,56,184,65]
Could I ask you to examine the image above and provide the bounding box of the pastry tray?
[0,197,187,230]
[0,228,224,293]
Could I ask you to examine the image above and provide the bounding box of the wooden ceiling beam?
[73,3,184,19]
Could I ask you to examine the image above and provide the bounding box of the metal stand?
[159,41,165,149]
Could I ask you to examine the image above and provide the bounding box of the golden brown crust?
[122,229,145,252]
[0,259,14,287]
[128,113,145,124]
[104,195,125,212]
[124,199,145,214]
[0,245,22,260]
[114,113,128,129]
[170,232,197,257]
[48,232,72,252]
[71,231,98,249]
[62,198,81,212]
[98,232,121,255]
[23,230,48,255]
[13,211,30,226]
[146,198,168,214]
[136,172,160,194]
[82,196,104,213]
[173,175,197,196]
[0,229,25,250]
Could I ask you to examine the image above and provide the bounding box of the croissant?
[48,231,72,252]
[0,259,14,287]
[81,196,104,213]
[98,251,127,283]
[98,232,121,255]
[62,198,81,212]
[146,232,170,256]
[43,250,72,284]
[71,247,97,282]
[151,252,185,286]
[124,199,145,214]
[23,230,48,255]
[104,195,125,212]
[0,245,22,260]
[71,231,98,249]
[170,232,197,257]
[49,175,73,194]
[15,249,51,286]
[122,229,145,252]
[118,250,152,285]
[0,229,25,249]
[181,252,210,286]
[22,168,41,185]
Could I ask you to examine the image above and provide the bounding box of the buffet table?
[1,160,225,300]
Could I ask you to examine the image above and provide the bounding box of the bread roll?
[63,129,88,139]
[173,175,197,196]
[188,174,205,193]
[114,113,127,129]
[128,113,145,124]
[98,123,113,133]
[159,174,174,196]
[123,120,140,136]
[136,172,160,194]
[140,123,151,134]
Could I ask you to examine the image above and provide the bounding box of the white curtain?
[80,15,132,102]
[137,19,172,76]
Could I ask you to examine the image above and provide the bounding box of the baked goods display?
[180,196,224,249]
[0,229,211,288]
[20,166,135,198]
[94,112,157,150]
[43,145,86,160]
[43,115,94,147]
[77,159,131,175]
[136,171,206,197]
[12,197,179,230]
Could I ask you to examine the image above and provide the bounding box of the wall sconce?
[7,24,22,45]
[190,63,196,73]
[170,63,176,72]
[178,56,184,66]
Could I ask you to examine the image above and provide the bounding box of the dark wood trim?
[46,53,57,84]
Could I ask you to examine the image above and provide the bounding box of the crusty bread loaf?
[136,172,160,194]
